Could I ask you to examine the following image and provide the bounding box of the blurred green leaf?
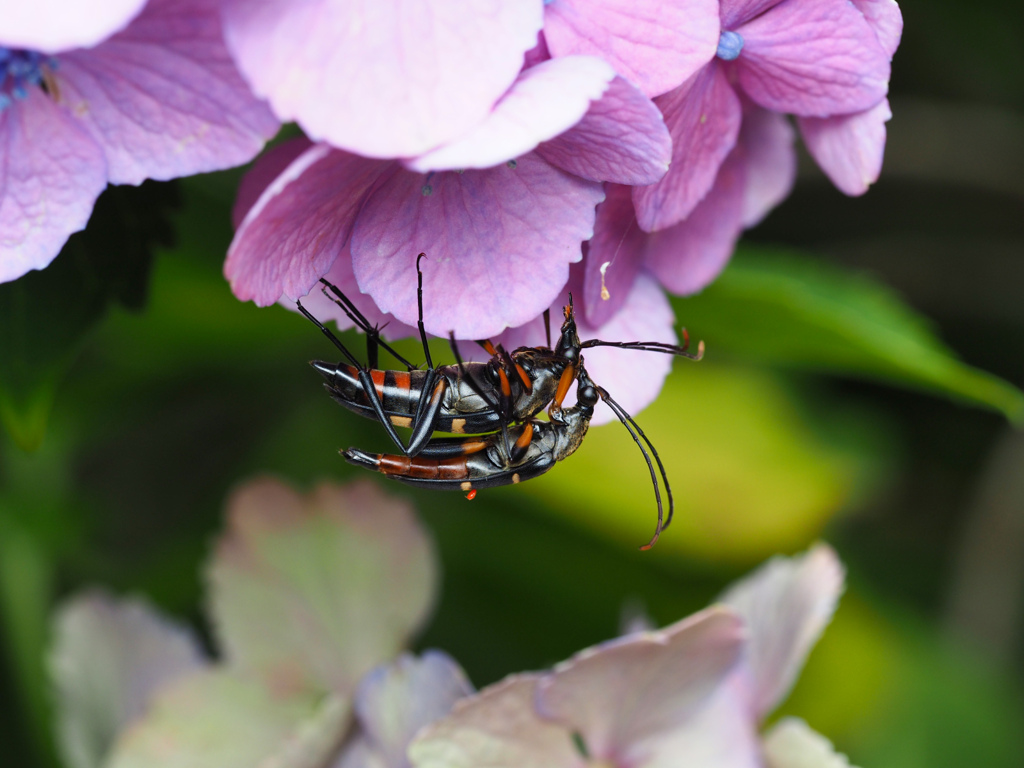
[677,246,1024,421]
[0,182,178,451]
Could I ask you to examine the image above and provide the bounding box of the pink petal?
[640,680,762,768]
[0,0,145,53]
[348,652,473,767]
[633,64,742,232]
[408,675,578,768]
[852,0,903,59]
[0,90,107,283]
[719,544,845,719]
[543,0,720,98]
[719,0,785,30]
[56,0,279,186]
[408,56,615,173]
[763,718,857,768]
[740,107,796,227]
[351,154,604,340]
[233,137,313,229]
[798,98,891,196]
[534,607,744,761]
[736,0,891,118]
[644,150,747,295]
[224,145,387,306]
[221,0,542,159]
[286,244,417,343]
[537,76,672,186]
[583,184,647,326]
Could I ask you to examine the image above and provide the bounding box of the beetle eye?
[579,385,598,406]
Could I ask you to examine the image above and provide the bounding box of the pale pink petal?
[736,0,890,118]
[221,0,542,159]
[640,679,762,768]
[543,0,720,98]
[408,56,615,173]
[342,652,473,768]
[645,150,746,295]
[56,0,279,186]
[583,184,647,326]
[0,90,107,283]
[633,65,742,232]
[352,154,604,339]
[233,137,313,228]
[51,590,208,768]
[535,607,744,761]
[740,107,796,227]
[537,76,672,185]
[207,478,438,697]
[719,544,845,719]
[409,675,576,768]
[719,0,784,29]
[0,0,146,52]
[852,0,903,59]
[798,98,891,197]
[763,718,858,768]
[286,244,417,343]
[225,145,386,306]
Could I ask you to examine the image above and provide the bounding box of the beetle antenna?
[580,337,704,361]
[317,279,420,370]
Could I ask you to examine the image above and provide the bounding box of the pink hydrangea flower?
[226,52,673,339]
[408,545,851,768]
[0,0,280,284]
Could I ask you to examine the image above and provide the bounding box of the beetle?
[342,365,674,550]
[297,254,702,458]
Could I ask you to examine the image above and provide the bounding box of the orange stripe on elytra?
[393,370,411,391]
[370,369,386,399]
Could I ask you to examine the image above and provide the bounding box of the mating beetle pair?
[297,255,703,549]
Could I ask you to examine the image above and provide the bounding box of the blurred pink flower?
[225,52,674,339]
[408,545,851,768]
[0,0,280,284]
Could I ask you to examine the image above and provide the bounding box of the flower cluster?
[224,0,901,419]
[49,475,853,768]
[0,0,279,284]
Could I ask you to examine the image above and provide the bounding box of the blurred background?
[2,1,1023,766]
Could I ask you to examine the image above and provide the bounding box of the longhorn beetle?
[296,254,702,459]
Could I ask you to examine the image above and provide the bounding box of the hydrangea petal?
[583,184,647,326]
[232,137,313,228]
[206,477,438,697]
[50,590,208,768]
[740,107,796,227]
[798,98,891,197]
[736,0,890,118]
[225,145,385,306]
[645,150,746,296]
[537,76,672,185]
[409,675,578,768]
[346,652,473,768]
[852,0,903,58]
[408,56,615,173]
[0,0,146,53]
[534,607,744,760]
[633,65,742,232]
[56,0,279,186]
[0,89,107,284]
[719,0,785,29]
[640,680,761,768]
[763,718,856,768]
[221,0,542,159]
[352,155,603,339]
[719,544,844,719]
[543,0,720,98]
[287,244,417,343]
[106,670,348,768]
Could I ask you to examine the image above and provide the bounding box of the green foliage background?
[3,1,1024,766]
